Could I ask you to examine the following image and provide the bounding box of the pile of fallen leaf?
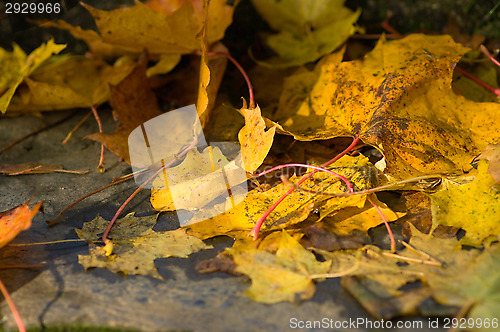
[1,0,500,327]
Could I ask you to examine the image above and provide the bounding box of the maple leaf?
[76,213,211,279]
[0,201,42,249]
[237,101,277,172]
[276,34,500,179]
[183,154,381,239]
[250,0,360,66]
[227,231,331,303]
[404,224,500,322]
[85,54,163,163]
[150,145,247,220]
[327,224,500,320]
[0,39,65,113]
[7,55,135,113]
[318,195,405,237]
[430,160,500,247]
[44,0,237,57]
[195,4,228,127]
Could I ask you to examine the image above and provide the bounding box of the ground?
[0,110,445,331]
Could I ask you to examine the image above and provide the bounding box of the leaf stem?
[91,105,106,173]
[0,279,26,332]
[63,111,92,144]
[381,17,404,39]
[479,44,500,68]
[248,137,359,239]
[280,174,442,197]
[454,67,500,96]
[367,195,396,252]
[255,163,354,192]
[206,51,254,108]
[382,252,441,267]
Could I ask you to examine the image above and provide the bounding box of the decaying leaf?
[276,34,500,179]
[0,201,42,249]
[238,101,277,172]
[430,160,500,247]
[0,39,66,113]
[328,224,500,320]
[251,0,359,66]
[404,224,500,322]
[85,54,163,163]
[76,213,211,279]
[227,231,331,303]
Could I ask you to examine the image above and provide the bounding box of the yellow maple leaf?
[276,34,500,179]
[430,160,500,247]
[227,231,331,303]
[319,195,404,236]
[76,213,211,279]
[251,0,359,66]
[45,0,237,58]
[237,101,277,172]
[183,154,375,239]
[0,39,65,113]
[7,55,135,113]
[150,146,247,214]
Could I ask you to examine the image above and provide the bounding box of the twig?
[47,174,135,226]
[0,264,44,269]
[381,14,404,39]
[279,174,442,197]
[255,163,354,192]
[350,34,400,40]
[399,240,441,265]
[449,300,476,332]
[0,279,26,332]
[248,137,360,239]
[62,111,92,144]
[382,252,442,267]
[0,112,76,155]
[454,67,500,96]
[7,239,87,246]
